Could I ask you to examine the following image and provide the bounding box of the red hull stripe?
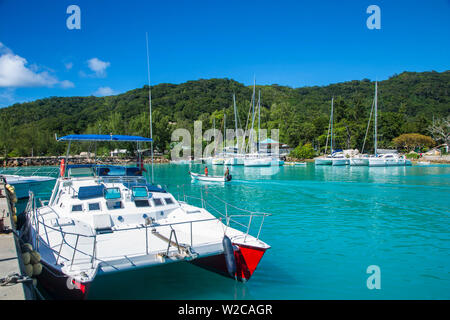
[233,244,267,281]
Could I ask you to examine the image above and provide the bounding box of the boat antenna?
[146,32,154,184]
[233,93,239,151]
[374,81,378,157]
[361,98,375,154]
[330,97,334,155]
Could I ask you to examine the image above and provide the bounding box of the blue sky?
[0,0,449,107]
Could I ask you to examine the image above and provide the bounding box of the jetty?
[0,180,35,300]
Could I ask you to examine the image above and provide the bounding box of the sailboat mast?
[213,117,216,156]
[374,81,378,156]
[233,93,238,151]
[330,97,334,155]
[248,77,256,153]
[145,32,154,184]
[258,89,261,153]
[224,109,226,153]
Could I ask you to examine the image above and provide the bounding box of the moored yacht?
[368,153,411,167]
[20,134,271,299]
[1,174,56,199]
[331,153,349,166]
[349,155,369,166]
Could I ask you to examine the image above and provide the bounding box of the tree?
[290,143,316,159]
[392,133,435,152]
[427,116,450,146]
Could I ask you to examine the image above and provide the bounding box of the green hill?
[0,70,449,157]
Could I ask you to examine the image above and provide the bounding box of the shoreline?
[0,156,170,168]
[1,156,449,168]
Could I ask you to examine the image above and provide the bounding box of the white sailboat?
[315,98,335,165]
[368,82,411,167]
[224,94,245,166]
[244,87,274,167]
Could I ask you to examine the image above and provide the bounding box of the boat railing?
[173,185,271,241]
[26,191,228,272]
[0,166,59,178]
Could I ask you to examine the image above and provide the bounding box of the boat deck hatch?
[132,186,148,198]
[104,187,121,200]
[78,185,105,200]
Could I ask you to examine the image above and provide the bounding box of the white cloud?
[0,42,72,88]
[93,86,114,96]
[60,80,75,88]
[64,62,73,70]
[87,58,110,77]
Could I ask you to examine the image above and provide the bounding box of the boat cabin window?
[69,167,95,177]
[106,200,123,210]
[78,185,105,200]
[104,187,121,200]
[153,198,164,206]
[132,186,148,198]
[135,199,150,207]
[88,203,100,211]
[164,198,174,205]
[71,204,83,212]
[126,167,143,176]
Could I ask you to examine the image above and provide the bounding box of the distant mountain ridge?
[0,70,448,157]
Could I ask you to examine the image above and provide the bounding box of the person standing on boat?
[205,166,208,176]
[224,167,229,177]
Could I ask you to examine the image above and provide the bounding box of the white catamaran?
[19,134,270,299]
[367,82,411,167]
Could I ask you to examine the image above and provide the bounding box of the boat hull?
[331,159,349,166]
[190,172,229,182]
[314,158,332,165]
[224,157,244,166]
[349,158,369,166]
[37,260,91,300]
[212,159,224,165]
[243,158,272,167]
[192,243,268,282]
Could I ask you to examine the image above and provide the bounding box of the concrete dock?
[0,180,35,300]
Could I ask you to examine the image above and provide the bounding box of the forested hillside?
[0,70,448,157]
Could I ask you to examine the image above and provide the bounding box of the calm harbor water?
[14,163,450,299]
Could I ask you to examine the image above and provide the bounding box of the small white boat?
[314,156,333,165]
[190,172,231,182]
[417,161,430,165]
[1,174,55,199]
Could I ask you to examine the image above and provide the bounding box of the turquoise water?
[15,164,450,299]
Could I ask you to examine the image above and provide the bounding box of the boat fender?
[29,251,41,264]
[22,243,33,253]
[60,158,65,177]
[24,264,33,277]
[22,252,31,265]
[222,235,236,278]
[32,263,42,276]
